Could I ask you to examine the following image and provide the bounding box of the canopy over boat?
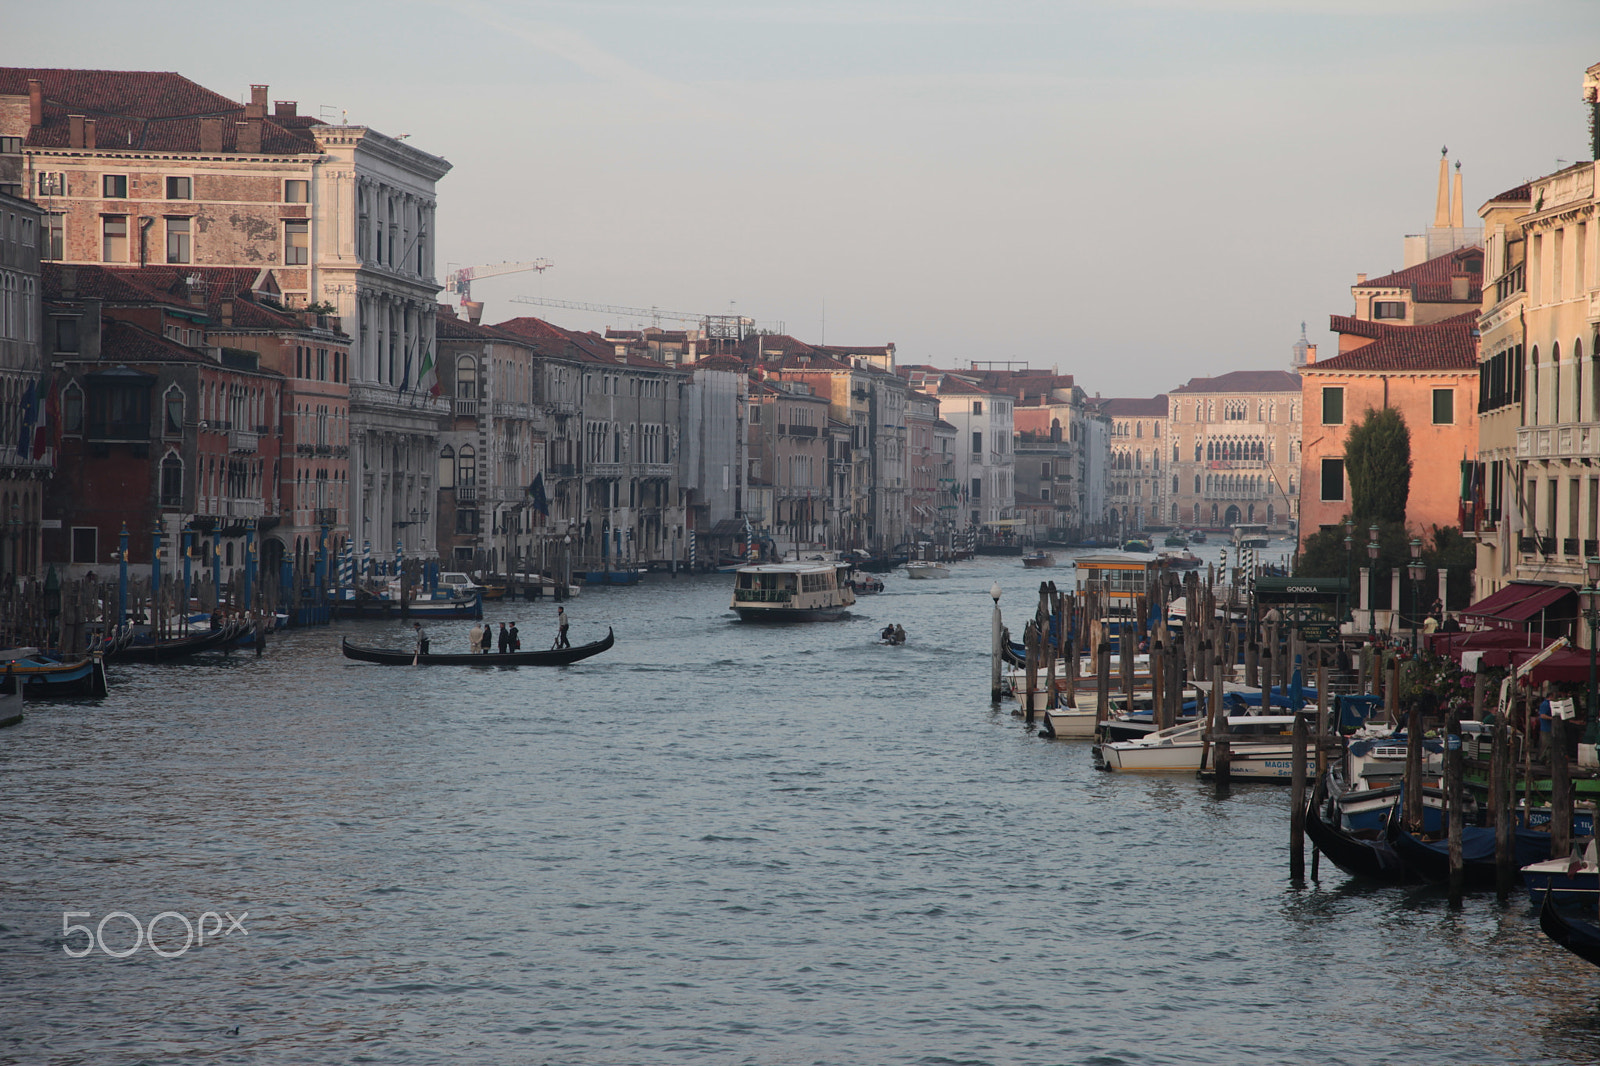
[341,628,614,666]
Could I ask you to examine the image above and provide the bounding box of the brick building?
[0,188,45,579]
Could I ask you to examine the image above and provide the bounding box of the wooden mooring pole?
[1290,712,1308,882]
[1447,710,1464,907]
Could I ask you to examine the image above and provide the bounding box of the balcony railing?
[229,429,259,453]
[313,507,338,526]
[549,463,576,478]
[454,398,479,418]
[1517,422,1600,461]
[455,484,478,503]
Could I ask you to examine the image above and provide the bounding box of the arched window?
[458,444,475,486]
[456,355,477,400]
[1530,345,1540,423]
[163,385,185,436]
[1194,474,1200,494]
[160,452,183,507]
[438,445,455,488]
[1194,442,1202,461]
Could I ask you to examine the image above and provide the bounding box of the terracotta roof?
[493,316,614,363]
[1,68,322,155]
[436,310,540,348]
[95,317,279,376]
[688,354,745,372]
[44,264,282,315]
[1487,183,1532,205]
[1354,245,1483,302]
[1327,315,1386,341]
[1170,370,1302,395]
[1100,396,1169,417]
[1311,312,1479,372]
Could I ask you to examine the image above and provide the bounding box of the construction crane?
[444,260,553,308]
[507,295,756,341]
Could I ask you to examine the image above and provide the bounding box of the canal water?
[3,545,1599,1065]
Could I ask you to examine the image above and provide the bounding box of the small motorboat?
[904,561,950,579]
[1188,530,1208,544]
[1022,550,1055,568]
[1160,550,1203,571]
[1163,530,1189,547]
[1120,536,1153,553]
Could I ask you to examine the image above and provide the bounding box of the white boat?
[731,562,856,622]
[904,561,950,579]
[1042,686,1202,740]
[1092,714,1302,778]
[1231,523,1270,550]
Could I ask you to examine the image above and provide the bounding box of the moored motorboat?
[1092,713,1301,778]
[341,627,614,666]
[1523,843,1600,906]
[731,562,855,622]
[0,650,110,698]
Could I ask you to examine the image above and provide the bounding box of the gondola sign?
[1298,621,1338,642]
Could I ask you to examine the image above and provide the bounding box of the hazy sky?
[10,1,1600,395]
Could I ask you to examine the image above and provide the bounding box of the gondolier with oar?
[555,606,570,649]
[413,621,429,664]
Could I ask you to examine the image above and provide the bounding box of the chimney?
[464,300,484,326]
[200,117,224,153]
[27,79,42,127]
[274,100,297,117]
[1304,343,1317,365]
[83,118,96,149]
[247,84,269,119]
[68,114,84,148]
[236,118,261,154]
[1355,272,1367,284]
[219,299,234,326]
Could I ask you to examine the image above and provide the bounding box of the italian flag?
[418,347,439,397]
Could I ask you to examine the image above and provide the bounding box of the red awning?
[1509,647,1594,686]
[1459,582,1576,629]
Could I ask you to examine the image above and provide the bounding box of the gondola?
[1304,777,1409,881]
[1539,891,1600,969]
[340,627,614,667]
[0,653,110,698]
[105,622,248,663]
[1388,822,1551,888]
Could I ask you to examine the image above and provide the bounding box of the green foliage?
[1295,518,1473,612]
[1345,406,1412,525]
[303,301,338,316]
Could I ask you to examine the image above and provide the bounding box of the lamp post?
[1367,524,1380,643]
[1584,557,1600,726]
[991,582,1004,702]
[1407,537,1425,652]
[1343,520,1354,624]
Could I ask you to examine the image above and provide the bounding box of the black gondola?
[1388,822,1552,888]
[1304,778,1409,882]
[340,627,614,667]
[1539,891,1600,968]
[106,623,248,663]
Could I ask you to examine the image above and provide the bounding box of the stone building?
[746,378,830,552]
[0,187,44,579]
[433,308,545,572]
[0,69,452,561]
[1099,396,1168,533]
[1471,129,1600,599]
[1167,370,1302,534]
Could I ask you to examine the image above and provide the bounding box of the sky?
[9,0,1600,396]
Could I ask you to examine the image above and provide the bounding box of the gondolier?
[556,606,570,649]
[414,622,429,655]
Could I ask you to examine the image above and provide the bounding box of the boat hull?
[732,605,850,622]
[0,657,109,698]
[341,628,613,666]
[1539,893,1600,968]
[1523,859,1600,905]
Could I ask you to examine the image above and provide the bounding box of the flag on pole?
[418,347,439,397]
[529,471,549,516]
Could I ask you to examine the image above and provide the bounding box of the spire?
[1451,160,1464,228]
[1434,146,1452,227]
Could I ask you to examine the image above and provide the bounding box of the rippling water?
[4,546,1600,1065]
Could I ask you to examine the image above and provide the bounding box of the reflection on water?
[2,555,1598,1065]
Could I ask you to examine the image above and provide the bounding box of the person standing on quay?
[556,606,569,649]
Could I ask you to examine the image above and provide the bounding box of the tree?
[1345,406,1412,524]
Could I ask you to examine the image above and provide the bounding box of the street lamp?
[1583,557,1600,726]
[1367,524,1380,643]
[1407,537,1425,652]
[1343,522,1354,623]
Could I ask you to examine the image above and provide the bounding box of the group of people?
[879,623,906,645]
[411,607,568,656]
[466,621,523,653]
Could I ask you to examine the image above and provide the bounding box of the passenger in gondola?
[510,622,521,650]
[498,622,510,653]
[209,606,223,631]
[480,624,493,654]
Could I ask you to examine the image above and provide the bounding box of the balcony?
[313,507,338,526]
[1516,422,1600,461]
[315,443,332,455]
[229,429,259,453]
[454,398,479,418]
[455,484,479,503]
[549,463,576,478]
[494,401,532,419]
[780,424,819,438]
